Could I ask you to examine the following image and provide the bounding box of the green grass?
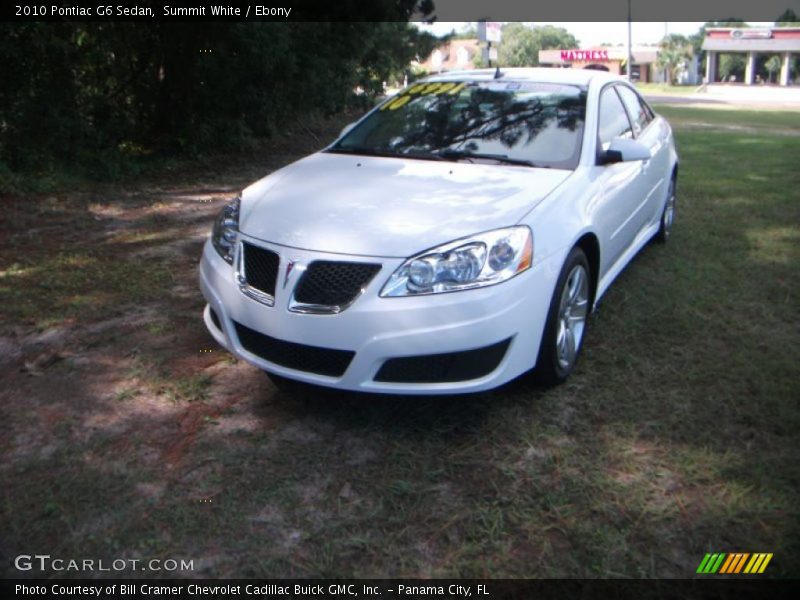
[0,250,173,329]
[0,195,176,329]
[1,107,798,579]
[654,105,800,132]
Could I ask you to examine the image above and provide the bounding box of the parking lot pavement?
[644,85,800,109]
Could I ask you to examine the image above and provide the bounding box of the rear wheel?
[655,175,676,243]
[534,247,591,386]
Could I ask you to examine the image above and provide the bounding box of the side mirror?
[601,138,651,165]
[339,122,357,139]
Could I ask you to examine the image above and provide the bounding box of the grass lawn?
[656,105,800,131]
[1,107,798,578]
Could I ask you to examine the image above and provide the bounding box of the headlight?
[211,196,240,264]
[380,226,533,297]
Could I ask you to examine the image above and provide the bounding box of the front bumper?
[199,236,563,394]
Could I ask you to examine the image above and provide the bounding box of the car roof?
[422,67,625,88]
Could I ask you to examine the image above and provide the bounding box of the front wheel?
[655,175,676,243]
[534,247,591,386]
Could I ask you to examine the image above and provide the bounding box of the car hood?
[239,152,571,258]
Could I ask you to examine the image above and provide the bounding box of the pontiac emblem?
[283,260,296,289]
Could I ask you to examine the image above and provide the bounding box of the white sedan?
[199,68,678,394]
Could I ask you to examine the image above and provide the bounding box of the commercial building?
[538,46,665,83]
[702,27,799,86]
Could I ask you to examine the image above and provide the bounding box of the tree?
[719,54,746,81]
[775,9,800,25]
[765,55,782,83]
[656,34,693,84]
[532,25,580,51]
[496,23,540,67]
[354,22,438,96]
[0,18,439,178]
[449,25,478,40]
[496,23,578,67]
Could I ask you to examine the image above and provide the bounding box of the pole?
[627,0,633,82]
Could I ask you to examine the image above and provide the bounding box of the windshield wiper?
[433,149,547,168]
[326,146,447,161]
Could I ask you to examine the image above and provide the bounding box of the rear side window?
[597,87,633,151]
[616,85,653,135]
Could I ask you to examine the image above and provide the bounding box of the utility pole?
[627,0,633,82]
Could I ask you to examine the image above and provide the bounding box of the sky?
[415,21,775,47]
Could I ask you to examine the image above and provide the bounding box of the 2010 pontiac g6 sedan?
[199,68,678,394]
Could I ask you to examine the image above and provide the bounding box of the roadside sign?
[478,21,502,44]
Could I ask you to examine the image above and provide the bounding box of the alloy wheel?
[555,264,589,370]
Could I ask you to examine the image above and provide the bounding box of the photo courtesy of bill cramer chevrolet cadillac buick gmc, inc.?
[198,68,678,394]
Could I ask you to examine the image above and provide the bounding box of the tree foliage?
[775,9,800,25]
[764,55,782,83]
[449,26,478,40]
[0,21,437,177]
[496,23,578,68]
[719,54,746,81]
[656,34,694,85]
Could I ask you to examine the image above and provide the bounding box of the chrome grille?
[292,261,381,311]
[241,242,279,297]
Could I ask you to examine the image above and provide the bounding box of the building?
[538,47,663,83]
[419,39,482,73]
[702,27,799,86]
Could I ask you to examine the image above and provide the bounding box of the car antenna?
[494,66,504,79]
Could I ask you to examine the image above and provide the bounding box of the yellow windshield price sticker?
[380,82,467,110]
[405,82,465,96]
[381,95,412,111]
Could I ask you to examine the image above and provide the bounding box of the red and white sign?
[730,28,773,39]
[478,21,502,44]
[560,49,610,62]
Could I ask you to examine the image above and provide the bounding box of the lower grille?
[242,242,279,297]
[294,261,381,308]
[233,321,355,377]
[374,339,511,383]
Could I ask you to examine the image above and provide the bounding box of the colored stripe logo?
[696,553,773,574]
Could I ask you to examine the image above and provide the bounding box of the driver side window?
[597,87,633,152]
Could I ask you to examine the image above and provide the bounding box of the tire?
[534,247,591,386]
[655,175,676,243]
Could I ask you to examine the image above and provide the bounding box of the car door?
[590,85,649,274]
[615,85,670,229]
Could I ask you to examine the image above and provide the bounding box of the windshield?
[330,80,587,170]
